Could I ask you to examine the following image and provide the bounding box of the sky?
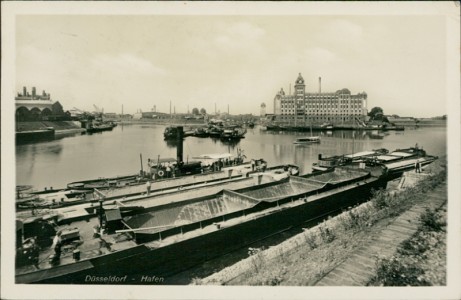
[14,9,450,118]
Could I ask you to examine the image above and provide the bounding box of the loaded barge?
[313,146,437,178]
[16,166,388,284]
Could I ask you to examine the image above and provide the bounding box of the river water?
[15,124,447,190]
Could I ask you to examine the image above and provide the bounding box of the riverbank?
[16,121,84,133]
[197,157,447,286]
[416,118,447,127]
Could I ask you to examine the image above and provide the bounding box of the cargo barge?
[16,166,388,284]
[313,146,437,179]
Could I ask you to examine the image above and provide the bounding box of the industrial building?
[273,73,368,125]
[15,86,69,121]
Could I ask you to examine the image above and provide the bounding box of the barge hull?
[17,175,387,284]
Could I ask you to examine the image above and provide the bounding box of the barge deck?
[16,167,387,284]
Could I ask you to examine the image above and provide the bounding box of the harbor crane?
[93,104,104,114]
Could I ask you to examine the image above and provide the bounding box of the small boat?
[320,123,334,130]
[220,127,247,141]
[294,124,320,144]
[86,123,115,134]
[294,136,321,144]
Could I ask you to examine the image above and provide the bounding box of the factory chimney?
[32,87,36,98]
[23,87,27,96]
[319,77,321,94]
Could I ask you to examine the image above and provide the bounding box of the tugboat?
[66,127,249,191]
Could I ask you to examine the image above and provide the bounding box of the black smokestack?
[177,126,183,163]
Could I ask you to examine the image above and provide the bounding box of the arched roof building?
[15,87,55,121]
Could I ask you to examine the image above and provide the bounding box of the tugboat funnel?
[177,126,183,164]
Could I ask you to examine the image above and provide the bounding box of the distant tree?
[192,107,199,115]
[368,107,384,118]
[200,108,207,115]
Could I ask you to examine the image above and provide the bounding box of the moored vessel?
[312,146,437,177]
[15,166,388,284]
[293,136,321,144]
[312,148,389,172]
[220,127,247,141]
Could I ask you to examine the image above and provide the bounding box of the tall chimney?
[23,87,27,96]
[176,126,183,163]
[319,77,321,94]
[32,87,36,98]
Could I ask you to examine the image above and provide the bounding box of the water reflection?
[164,139,181,148]
[261,129,392,140]
[219,139,241,149]
[16,124,447,189]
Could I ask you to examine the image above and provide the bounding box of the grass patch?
[199,164,447,286]
[368,204,447,286]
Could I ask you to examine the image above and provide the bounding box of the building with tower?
[260,103,266,117]
[273,73,368,125]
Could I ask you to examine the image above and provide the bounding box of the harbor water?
[15,124,447,190]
